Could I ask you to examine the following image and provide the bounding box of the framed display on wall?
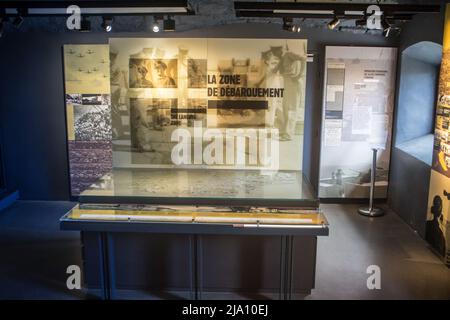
[319,46,397,199]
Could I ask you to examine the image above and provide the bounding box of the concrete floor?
[310,204,450,300]
[0,201,448,300]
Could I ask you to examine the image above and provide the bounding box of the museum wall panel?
[64,44,112,196]
[426,5,450,266]
[0,24,395,200]
[318,46,397,199]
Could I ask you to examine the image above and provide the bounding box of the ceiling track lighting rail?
[0,1,195,17]
[234,1,440,37]
[234,11,414,21]
[234,2,440,16]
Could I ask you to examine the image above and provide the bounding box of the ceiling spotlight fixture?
[355,18,367,27]
[163,16,176,32]
[80,18,91,32]
[381,16,392,37]
[282,17,300,33]
[101,16,113,32]
[12,15,23,28]
[12,8,26,28]
[152,17,160,32]
[290,24,301,33]
[282,17,291,31]
[327,15,341,30]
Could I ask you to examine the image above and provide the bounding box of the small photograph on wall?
[66,94,82,105]
[63,44,110,94]
[73,104,112,141]
[81,94,103,105]
[129,58,177,88]
[188,59,207,88]
[68,141,112,196]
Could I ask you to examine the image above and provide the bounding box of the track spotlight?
[290,24,301,33]
[163,16,175,32]
[355,18,367,27]
[327,16,341,30]
[381,16,392,37]
[381,16,391,31]
[12,8,26,28]
[101,16,113,32]
[152,17,160,32]
[282,18,290,31]
[80,18,91,32]
[282,17,300,33]
[12,15,23,28]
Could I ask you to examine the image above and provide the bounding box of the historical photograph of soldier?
[129,58,177,88]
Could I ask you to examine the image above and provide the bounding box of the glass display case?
[64,39,319,209]
[78,168,318,207]
[60,38,326,300]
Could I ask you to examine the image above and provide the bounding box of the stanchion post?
[358,148,385,217]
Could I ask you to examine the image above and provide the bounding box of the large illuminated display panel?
[427,4,450,266]
[319,46,397,199]
[80,38,313,205]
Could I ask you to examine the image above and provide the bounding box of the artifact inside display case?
[69,38,315,207]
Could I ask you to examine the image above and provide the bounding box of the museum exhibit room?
[0,0,450,303]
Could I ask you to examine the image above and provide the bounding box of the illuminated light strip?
[196,217,314,224]
[237,224,326,229]
[344,10,366,15]
[77,214,318,226]
[79,214,193,222]
[273,9,377,16]
[273,9,333,15]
